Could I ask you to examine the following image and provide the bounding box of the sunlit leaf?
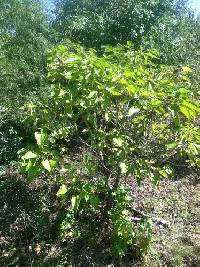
[25,160,33,172]
[127,107,140,116]
[110,89,122,96]
[182,100,199,111]
[42,159,51,172]
[105,112,109,122]
[166,143,177,149]
[180,106,196,119]
[127,85,137,94]
[35,132,45,146]
[120,162,128,174]
[113,138,123,147]
[22,151,37,160]
[49,160,57,168]
[56,184,67,197]
[182,66,192,73]
[71,196,76,209]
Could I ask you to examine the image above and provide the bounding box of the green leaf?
[182,66,192,73]
[166,143,177,149]
[35,132,42,146]
[25,160,33,171]
[189,143,199,156]
[27,166,42,182]
[120,162,128,174]
[66,57,79,63]
[88,91,97,98]
[42,159,51,172]
[22,151,37,160]
[159,167,173,178]
[127,85,137,94]
[110,89,122,96]
[71,196,76,209]
[49,160,57,168]
[113,138,123,147]
[151,173,160,187]
[146,50,159,59]
[182,100,199,111]
[124,70,135,78]
[56,184,67,197]
[84,193,90,202]
[127,107,140,116]
[89,195,100,209]
[180,106,196,119]
[150,100,161,106]
[35,132,46,146]
[105,112,109,122]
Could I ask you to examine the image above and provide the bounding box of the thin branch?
[79,137,115,176]
[129,207,170,228]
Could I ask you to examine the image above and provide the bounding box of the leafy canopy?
[53,0,176,48]
[0,0,49,107]
[22,41,200,181]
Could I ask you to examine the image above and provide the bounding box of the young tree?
[21,42,200,256]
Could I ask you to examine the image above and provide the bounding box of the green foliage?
[59,180,106,238]
[53,0,175,49]
[20,41,200,256]
[1,0,199,263]
[110,186,134,256]
[143,2,200,86]
[0,0,50,167]
[0,0,49,107]
[0,109,23,165]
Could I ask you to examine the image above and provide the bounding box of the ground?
[132,173,200,267]
[0,167,199,266]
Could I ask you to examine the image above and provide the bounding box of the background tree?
[0,0,49,165]
[143,1,200,87]
[52,0,176,49]
[52,0,200,88]
[0,0,49,108]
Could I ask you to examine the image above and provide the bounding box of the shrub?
[20,41,200,257]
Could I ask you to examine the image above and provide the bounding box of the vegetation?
[0,0,49,106]
[0,0,49,165]
[0,0,200,266]
[53,0,177,49]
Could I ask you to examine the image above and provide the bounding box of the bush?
[20,41,200,258]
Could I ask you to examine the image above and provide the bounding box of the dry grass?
[128,173,200,267]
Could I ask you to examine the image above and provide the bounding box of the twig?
[129,207,170,228]
[79,137,116,176]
